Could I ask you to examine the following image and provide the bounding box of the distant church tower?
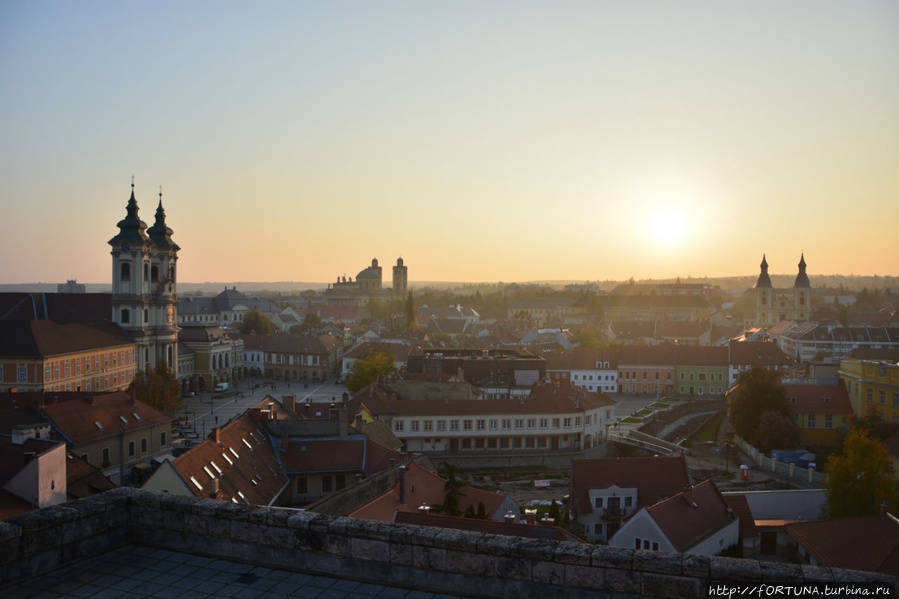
[109,182,180,374]
[755,254,810,327]
[393,257,408,295]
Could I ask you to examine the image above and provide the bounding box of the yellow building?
[839,358,899,423]
[755,254,811,328]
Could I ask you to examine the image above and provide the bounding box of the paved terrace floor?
[0,545,469,599]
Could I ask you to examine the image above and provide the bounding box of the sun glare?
[647,204,689,248]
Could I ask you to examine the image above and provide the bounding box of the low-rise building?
[234,333,344,382]
[0,426,67,515]
[178,326,244,392]
[839,356,899,423]
[781,378,853,445]
[728,340,793,385]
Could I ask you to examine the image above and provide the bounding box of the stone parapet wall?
[1,489,895,598]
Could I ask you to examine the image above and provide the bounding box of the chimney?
[213,427,221,443]
[210,479,220,498]
[283,395,296,412]
[11,425,29,446]
[338,406,348,437]
[398,465,406,504]
[541,517,555,527]
[525,509,537,525]
[418,503,430,515]
[504,511,516,524]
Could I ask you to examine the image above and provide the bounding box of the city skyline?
[2,2,897,285]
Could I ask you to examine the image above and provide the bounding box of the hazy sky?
[2,1,897,285]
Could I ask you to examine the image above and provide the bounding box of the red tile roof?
[723,494,759,540]
[617,345,677,367]
[280,436,402,477]
[785,514,899,577]
[728,341,792,367]
[0,321,135,357]
[571,455,690,516]
[170,412,288,506]
[781,382,853,415]
[41,392,171,444]
[646,480,736,552]
[346,461,512,522]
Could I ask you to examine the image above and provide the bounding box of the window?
[322,476,332,493]
[539,418,548,429]
[867,389,873,402]
[102,448,110,465]
[141,437,148,454]
[450,420,459,431]
[527,418,536,430]
[160,431,167,447]
[624,496,633,507]
[575,417,581,427]
[552,418,560,429]
[502,419,511,430]
[515,419,524,430]
[594,523,603,536]
[297,478,307,494]
[563,418,572,428]
[128,441,135,458]
[394,420,404,432]
[807,414,815,429]
[65,362,71,376]
[463,420,473,431]
[825,415,832,429]
[476,420,485,431]
[437,420,446,432]
[880,391,886,405]
[121,262,131,280]
[585,415,591,426]
[893,394,898,408]
[423,420,433,432]
[489,419,498,431]
[121,309,130,324]
[410,421,420,432]
[17,367,26,381]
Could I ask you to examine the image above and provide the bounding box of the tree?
[728,366,794,450]
[238,309,272,335]
[825,429,899,518]
[753,410,799,455]
[303,313,322,327]
[129,362,181,415]
[404,292,418,330]
[435,462,465,517]
[366,300,392,321]
[346,344,396,393]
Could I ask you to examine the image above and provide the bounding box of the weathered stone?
[413,545,447,571]
[709,556,762,581]
[351,538,391,562]
[327,516,350,537]
[476,533,513,557]
[285,510,316,530]
[800,564,834,583]
[260,523,295,550]
[592,545,634,570]
[642,573,702,599]
[759,560,803,582]
[191,498,220,517]
[604,567,642,594]
[565,563,604,589]
[389,541,413,566]
[510,538,556,561]
[553,541,593,565]
[494,555,531,580]
[633,549,682,574]
[445,549,493,576]
[682,553,710,579]
[433,529,479,551]
[532,560,565,585]
[183,514,210,536]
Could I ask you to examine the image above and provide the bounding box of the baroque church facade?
[755,254,811,327]
[108,182,180,376]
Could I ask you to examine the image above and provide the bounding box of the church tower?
[393,257,408,295]
[109,182,180,375]
[754,254,810,327]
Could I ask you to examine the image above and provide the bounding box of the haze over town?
[2,1,898,286]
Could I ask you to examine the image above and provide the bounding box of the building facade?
[840,358,899,423]
[755,254,811,328]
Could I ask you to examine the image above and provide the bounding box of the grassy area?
[621,417,643,424]
[649,402,669,409]
[637,409,652,416]
[687,411,725,444]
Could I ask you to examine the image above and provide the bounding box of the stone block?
[800,564,834,583]
[681,553,710,579]
[259,523,295,550]
[388,523,422,545]
[412,545,447,571]
[390,541,413,566]
[183,513,210,536]
[215,502,249,523]
[351,538,390,562]
[709,556,761,581]
[532,560,565,585]
[604,567,642,595]
[759,561,803,582]
[592,545,634,570]
[476,533,513,557]
[229,520,260,544]
[445,549,493,576]
[293,526,328,552]
[206,512,231,538]
[158,508,185,531]
[633,549,682,575]
[642,573,702,599]
[285,510,316,530]
[510,538,556,561]
[564,563,604,589]
[191,498,220,518]
[433,529,478,551]
[494,555,531,581]
[265,506,294,528]
[159,494,197,514]
[553,541,593,565]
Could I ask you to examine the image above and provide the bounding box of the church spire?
[147,185,179,250]
[794,253,810,288]
[108,179,150,247]
[755,254,772,288]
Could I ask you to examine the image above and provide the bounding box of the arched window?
[120,262,131,281]
[151,265,159,282]
[143,264,149,281]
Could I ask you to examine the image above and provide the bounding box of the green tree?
[366,300,392,321]
[129,362,182,415]
[238,309,272,335]
[436,462,466,517]
[404,292,417,330]
[825,429,899,518]
[728,366,794,450]
[476,501,487,519]
[346,344,396,393]
[753,410,799,454]
[303,313,322,327]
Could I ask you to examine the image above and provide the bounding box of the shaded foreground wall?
[1,489,893,599]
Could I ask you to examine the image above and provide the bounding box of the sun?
[647,204,689,248]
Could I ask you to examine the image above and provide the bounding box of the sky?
[1,1,897,286]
